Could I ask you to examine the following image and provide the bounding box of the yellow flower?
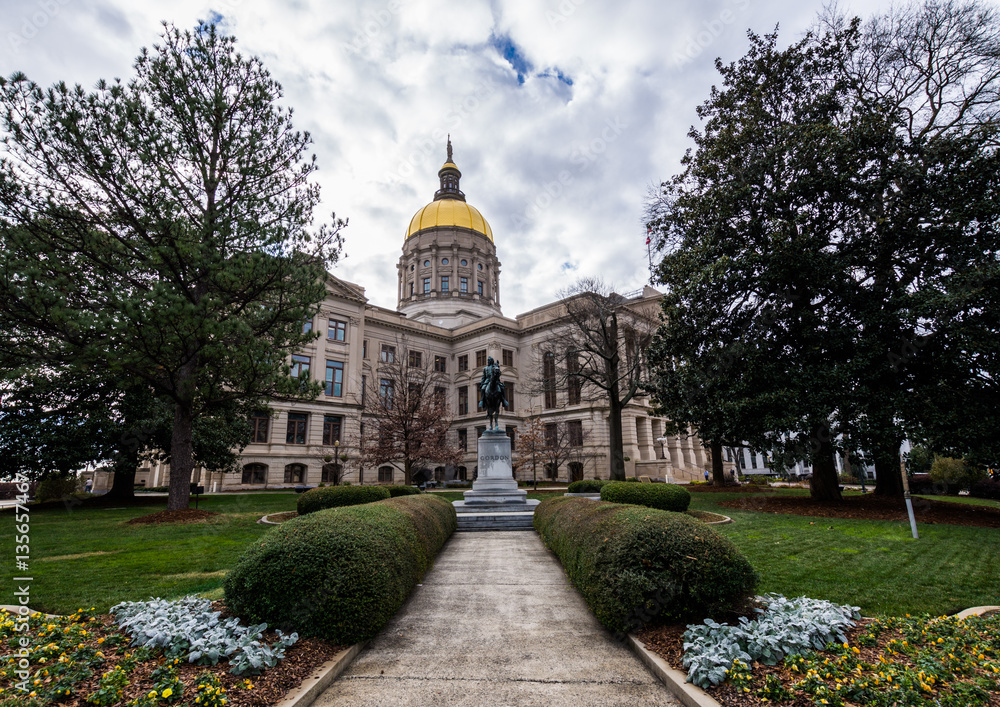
[162,688,173,698]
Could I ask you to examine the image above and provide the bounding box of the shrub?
[110,596,297,676]
[601,481,691,512]
[224,495,456,644]
[930,456,985,490]
[969,479,1000,500]
[296,485,390,515]
[682,594,860,688]
[533,497,759,633]
[385,485,422,497]
[567,479,607,493]
[35,474,81,502]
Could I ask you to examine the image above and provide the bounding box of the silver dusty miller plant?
[681,594,861,688]
[110,595,298,676]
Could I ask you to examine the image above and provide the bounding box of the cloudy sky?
[3,0,925,316]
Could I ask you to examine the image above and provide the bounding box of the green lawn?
[11,493,299,615]
[11,489,1000,619]
[692,491,1000,617]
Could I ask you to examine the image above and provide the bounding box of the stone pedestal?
[462,430,527,505]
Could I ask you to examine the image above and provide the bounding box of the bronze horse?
[479,357,507,431]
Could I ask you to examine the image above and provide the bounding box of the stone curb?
[698,512,732,525]
[956,605,1000,619]
[259,512,286,525]
[627,635,721,707]
[271,642,365,707]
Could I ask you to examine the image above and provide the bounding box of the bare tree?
[514,417,546,486]
[539,419,591,481]
[531,278,658,480]
[358,344,462,486]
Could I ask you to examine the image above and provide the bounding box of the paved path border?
[274,643,366,707]
[627,636,721,707]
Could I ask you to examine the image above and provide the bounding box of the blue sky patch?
[490,33,532,84]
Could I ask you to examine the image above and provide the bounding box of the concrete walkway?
[315,532,678,706]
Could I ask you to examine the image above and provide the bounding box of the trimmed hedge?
[224,494,456,644]
[385,485,422,497]
[567,479,608,493]
[601,481,691,512]
[296,485,390,515]
[970,479,1000,500]
[534,497,758,633]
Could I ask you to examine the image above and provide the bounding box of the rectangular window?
[458,354,469,372]
[476,426,486,439]
[380,344,395,363]
[458,428,468,451]
[361,375,367,406]
[408,350,422,368]
[506,425,517,452]
[363,339,368,358]
[423,278,431,294]
[458,386,469,415]
[568,420,583,447]
[378,466,394,482]
[505,382,514,411]
[380,379,394,409]
[441,276,449,292]
[303,318,313,334]
[475,350,487,367]
[325,360,344,397]
[567,350,582,405]
[434,355,447,372]
[543,352,557,409]
[502,349,514,367]
[410,282,414,296]
[739,450,747,469]
[322,415,342,446]
[434,386,447,403]
[545,423,558,448]
[286,413,308,445]
[242,464,267,484]
[460,277,468,293]
[328,319,347,341]
[478,280,484,295]
[291,354,310,382]
[250,413,269,443]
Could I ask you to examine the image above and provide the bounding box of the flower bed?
[0,604,344,707]
[639,609,1000,706]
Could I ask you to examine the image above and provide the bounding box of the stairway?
[453,499,539,531]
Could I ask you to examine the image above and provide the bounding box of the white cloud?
[1,0,969,315]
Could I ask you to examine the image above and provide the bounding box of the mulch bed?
[718,493,1000,528]
[25,606,345,707]
[125,509,221,525]
[688,483,768,493]
[638,617,1000,707]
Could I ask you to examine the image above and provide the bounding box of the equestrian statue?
[478,356,507,432]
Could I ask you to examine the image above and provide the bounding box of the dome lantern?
[434,136,465,202]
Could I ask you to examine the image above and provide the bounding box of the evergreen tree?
[0,23,344,510]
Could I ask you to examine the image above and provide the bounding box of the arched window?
[322,463,342,484]
[457,466,467,481]
[569,462,584,482]
[242,463,267,484]
[434,466,445,482]
[378,466,394,483]
[284,463,306,484]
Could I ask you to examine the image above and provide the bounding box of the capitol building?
[135,143,713,491]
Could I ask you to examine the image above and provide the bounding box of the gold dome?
[406,199,494,241]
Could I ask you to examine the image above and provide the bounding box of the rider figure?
[478,356,507,429]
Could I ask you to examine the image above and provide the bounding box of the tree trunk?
[105,469,136,501]
[403,458,412,486]
[710,439,726,485]
[809,439,842,501]
[607,397,626,480]
[873,447,904,496]
[167,401,194,511]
